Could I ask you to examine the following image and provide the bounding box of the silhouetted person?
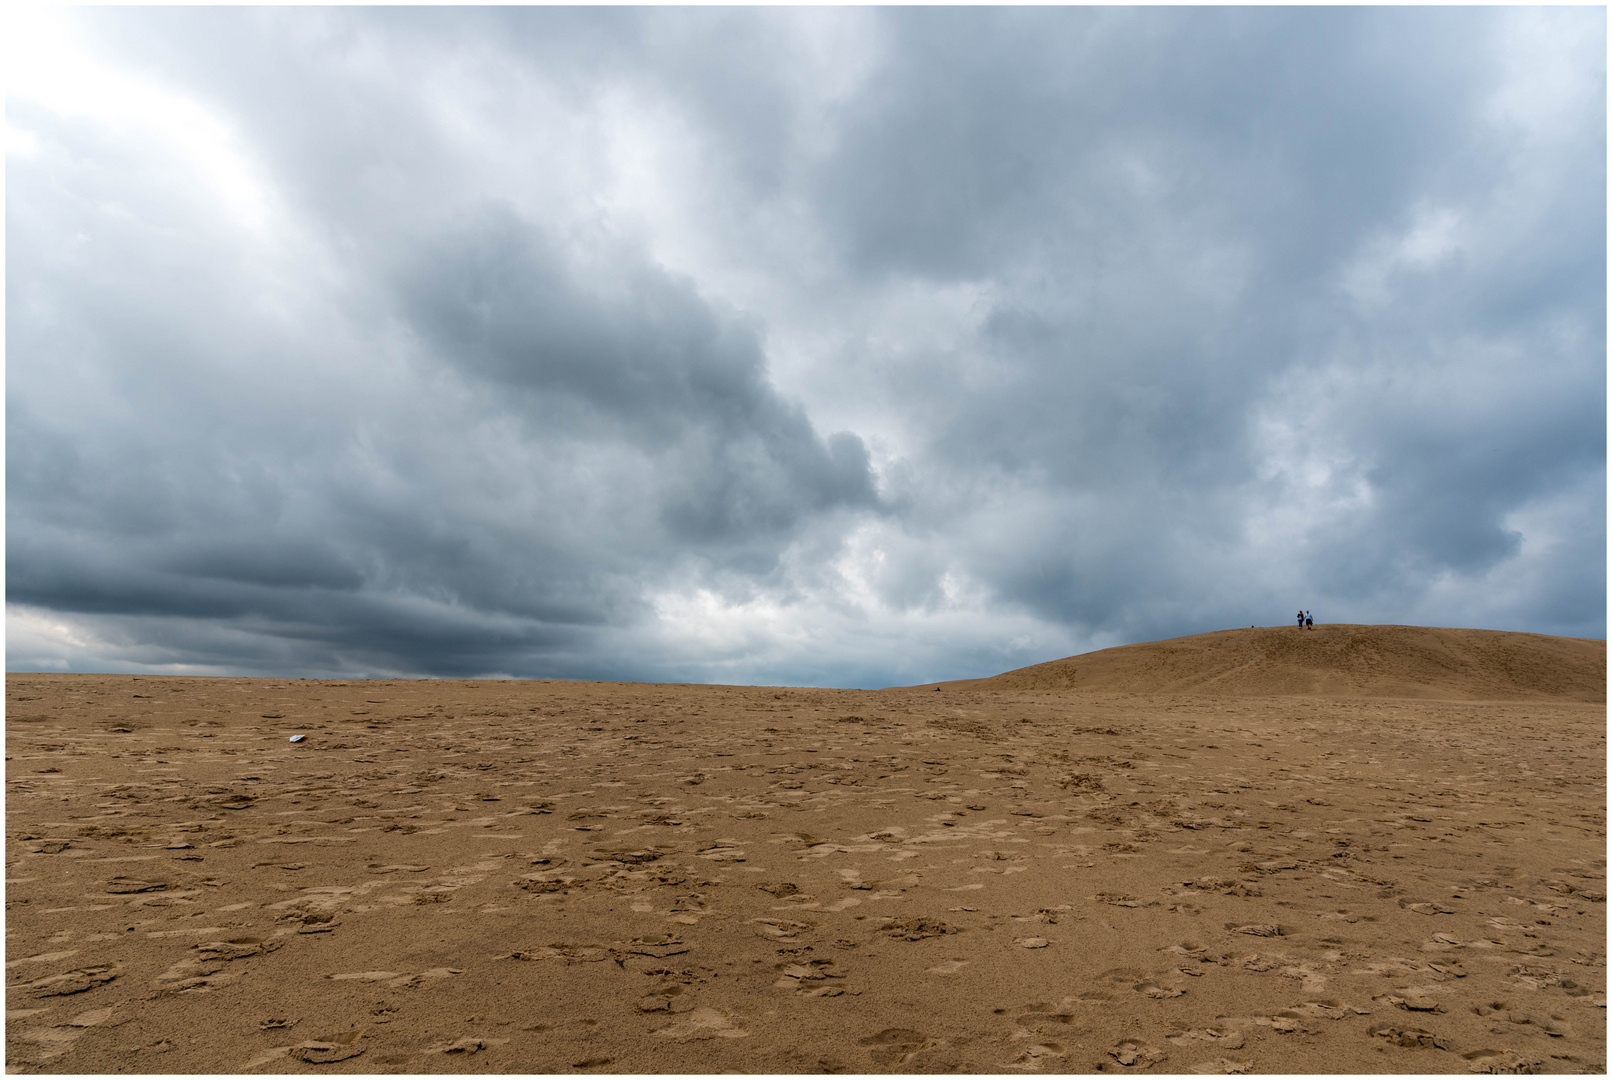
[1305,611,1313,629]
[1297,610,1304,628]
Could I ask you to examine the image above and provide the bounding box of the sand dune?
[948,625,1606,701]
[5,628,1605,1074]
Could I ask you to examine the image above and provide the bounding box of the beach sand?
[5,625,1604,1073]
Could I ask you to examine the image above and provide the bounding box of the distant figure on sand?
[1297,610,1304,628]
[1305,611,1313,629]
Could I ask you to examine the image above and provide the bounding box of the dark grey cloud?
[7,7,1604,684]
[398,205,877,549]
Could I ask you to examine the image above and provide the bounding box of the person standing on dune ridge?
[1297,610,1305,628]
[1305,611,1313,629]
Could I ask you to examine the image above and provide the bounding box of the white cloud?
[8,8,276,235]
[1339,204,1466,310]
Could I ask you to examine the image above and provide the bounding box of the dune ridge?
[946,625,1605,701]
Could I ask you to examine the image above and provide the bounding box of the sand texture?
[5,627,1606,1074]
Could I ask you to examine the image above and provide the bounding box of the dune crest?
[953,625,1605,701]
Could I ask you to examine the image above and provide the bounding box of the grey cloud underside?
[6,7,1604,683]
[399,207,879,548]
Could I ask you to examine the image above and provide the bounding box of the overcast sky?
[7,7,1605,686]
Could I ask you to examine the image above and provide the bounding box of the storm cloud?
[7,7,1604,685]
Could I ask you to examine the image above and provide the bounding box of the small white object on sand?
[288,734,306,743]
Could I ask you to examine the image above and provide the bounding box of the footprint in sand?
[514,873,572,894]
[755,881,800,898]
[1095,893,1153,908]
[858,1028,932,1068]
[750,918,814,942]
[64,1006,116,1027]
[1133,978,1185,999]
[880,917,960,941]
[653,1006,748,1042]
[1375,988,1443,1013]
[288,911,342,932]
[194,937,278,961]
[103,878,169,894]
[328,967,463,988]
[1276,961,1328,991]
[637,983,698,1014]
[612,935,688,958]
[594,848,672,866]
[152,952,230,992]
[1191,1056,1253,1074]
[144,926,227,940]
[1472,1002,1571,1037]
[1368,1024,1452,1050]
[1462,1048,1545,1074]
[1226,922,1284,938]
[1292,999,1368,1020]
[1168,1028,1245,1050]
[501,945,607,964]
[10,1024,88,1064]
[773,958,847,995]
[429,1035,510,1054]
[1106,1039,1167,1067]
[25,965,120,998]
[1095,966,1147,988]
[1005,1040,1066,1069]
[292,1031,366,1063]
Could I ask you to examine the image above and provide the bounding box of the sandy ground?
[5,632,1606,1074]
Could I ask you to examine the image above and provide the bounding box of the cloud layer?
[7,7,1605,684]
